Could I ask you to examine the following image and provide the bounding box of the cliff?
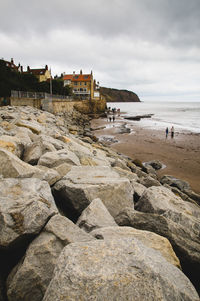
[100,87,141,102]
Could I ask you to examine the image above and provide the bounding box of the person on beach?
[117,108,120,116]
[107,111,112,122]
[112,110,116,122]
[106,109,110,122]
[165,127,169,138]
[171,126,174,138]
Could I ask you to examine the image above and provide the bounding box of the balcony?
[73,90,90,95]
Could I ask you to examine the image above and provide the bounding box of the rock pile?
[0,105,199,300]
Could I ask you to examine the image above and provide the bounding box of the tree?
[0,60,72,97]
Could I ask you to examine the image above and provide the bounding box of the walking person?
[108,111,112,122]
[171,126,174,138]
[165,127,169,138]
[112,110,116,122]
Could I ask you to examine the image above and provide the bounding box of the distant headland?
[100,87,141,102]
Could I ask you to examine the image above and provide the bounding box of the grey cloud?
[1,0,200,46]
[1,0,200,100]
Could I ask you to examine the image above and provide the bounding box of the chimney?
[45,65,48,70]
[73,71,75,76]
[27,66,30,72]
[21,66,23,72]
[80,69,82,75]
[11,58,14,64]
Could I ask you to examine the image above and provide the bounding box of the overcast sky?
[1,0,200,101]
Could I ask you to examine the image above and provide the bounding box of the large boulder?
[62,136,111,167]
[131,181,147,203]
[53,166,134,220]
[38,149,80,168]
[0,178,58,249]
[135,186,200,218]
[113,166,139,181]
[138,174,161,188]
[76,198,118,232]
[145,160,163,170]
[160,175,191,192]
[7,214,94,301]
[0,135,24,158]
[0,148,40,178]
[34,165,61,186]
[23,139,56,165]
[182,189,200,206]
[15,120,43,135]
[115,205,200,294]
[90,226,180,268]
[43,238,199,301]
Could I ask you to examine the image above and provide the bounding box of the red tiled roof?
[63,74,92,82]
[63,75,73,80]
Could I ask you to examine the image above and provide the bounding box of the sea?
[107,101,200,134]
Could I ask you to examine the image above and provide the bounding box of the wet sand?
[91,116,200,194]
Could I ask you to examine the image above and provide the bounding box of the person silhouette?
[171,126,174,138]
[165,127,169,138]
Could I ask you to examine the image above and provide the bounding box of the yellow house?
[24,65,51,82]
[63,70,101,100]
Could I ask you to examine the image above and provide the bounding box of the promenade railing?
[11,90,72,100]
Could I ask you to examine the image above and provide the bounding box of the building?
[63,70,101,100]
[3,58,21,72]
[23,65,51,82]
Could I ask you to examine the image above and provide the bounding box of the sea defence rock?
[0,148,41,178]
[43,238,199,301]
[138,174,161,188]
[38,149,81,167]
[0,135,24,158]
[0,105,199,299]
[160,175,191,192]
[76,198,118,232]
[135,187,200,266]
[23,139,56,165]
[116,189,200,293]
[161,175,200,206]
[145,159,163,170]
[90,226,180,268]
[15,119,43,135]
[7,214,94,301]
[53,166,134,220]
[0,178,57,249]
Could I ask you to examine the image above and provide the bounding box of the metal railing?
[11,90,71,100]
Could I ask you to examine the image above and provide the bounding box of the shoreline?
[91,116,200,194]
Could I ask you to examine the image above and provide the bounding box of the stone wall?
[10,97,41,109]
[10,97,106,115]
[74,98,106,115]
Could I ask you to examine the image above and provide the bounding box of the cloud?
[1,0,200,101]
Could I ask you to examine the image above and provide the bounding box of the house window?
[74,82,78,86]
[84,75,88,79]
[84,82,87,85]
[79,82,82,86]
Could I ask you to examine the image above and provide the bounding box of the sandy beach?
[91,116,200,194]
